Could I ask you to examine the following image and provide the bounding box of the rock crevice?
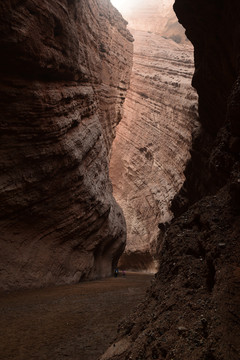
[110,14,198,270]
[102,1,240,358]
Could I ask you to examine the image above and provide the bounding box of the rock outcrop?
[102,1,240,359]
[110,29,198,270]
[0,0,133,290]
[172,0,240,212]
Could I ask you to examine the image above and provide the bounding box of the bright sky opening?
[110,0,140,14]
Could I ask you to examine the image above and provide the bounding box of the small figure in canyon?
[114,268,119,277]
[122,270,126,277]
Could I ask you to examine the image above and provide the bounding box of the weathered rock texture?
[172,0,240,212]
[102,1,240,359]
[110,30,197,270]
[0,0,133,290]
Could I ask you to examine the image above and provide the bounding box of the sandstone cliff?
[102,1,240,359]
[110,30,198,270]
[0,0,133,290]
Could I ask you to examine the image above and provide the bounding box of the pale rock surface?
[0,0,133,290]
[111,0,188,43]
[110,29,198,270]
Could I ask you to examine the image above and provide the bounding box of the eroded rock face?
[102,1,240,359]
[172,0,240,212]
[101,188,240,360]
[0,0,133,290]
[110,29,198,271]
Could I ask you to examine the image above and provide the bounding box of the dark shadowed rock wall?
[172,0,240,213]
[0,0,133,290]
[101,1,240,359]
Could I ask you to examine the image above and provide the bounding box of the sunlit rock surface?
[0,0,133,290]
[110,29,198,270]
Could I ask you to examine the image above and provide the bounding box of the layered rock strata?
[102,1,240,359]
[0,0,133,290]
[110,29,198,271]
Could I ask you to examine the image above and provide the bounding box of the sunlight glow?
[110,0,175,17]
[110,0,141,14]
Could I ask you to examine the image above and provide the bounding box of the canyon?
[111,0,188,44]
[102,1,240,359]
[110,1,198,271]
[0,0,133,290]
[0,0,239,358]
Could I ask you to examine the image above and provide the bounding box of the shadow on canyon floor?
[0,272,152,360]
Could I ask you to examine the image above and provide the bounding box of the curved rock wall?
[0,0,133,290]
[110,30,198,270]
[102,1,240,359]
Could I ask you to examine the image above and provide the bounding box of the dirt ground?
[0,272,152,360]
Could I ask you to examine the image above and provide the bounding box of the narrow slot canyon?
[0,1,240,360]
[109,0,198,273]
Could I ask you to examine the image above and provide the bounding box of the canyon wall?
[110,22,198,270]
[102,1,240,359]
[172,0,240,212]
[0,0,133,290]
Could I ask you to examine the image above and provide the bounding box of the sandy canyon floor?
[0,273,152,360]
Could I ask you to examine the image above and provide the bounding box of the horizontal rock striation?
[103,1,240,359]
[0,0,133,290]
[110,29,198,270]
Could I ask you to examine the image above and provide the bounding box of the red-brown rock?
[0,0,133,290]
[110,25,198,271]
[102,1,240,359]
